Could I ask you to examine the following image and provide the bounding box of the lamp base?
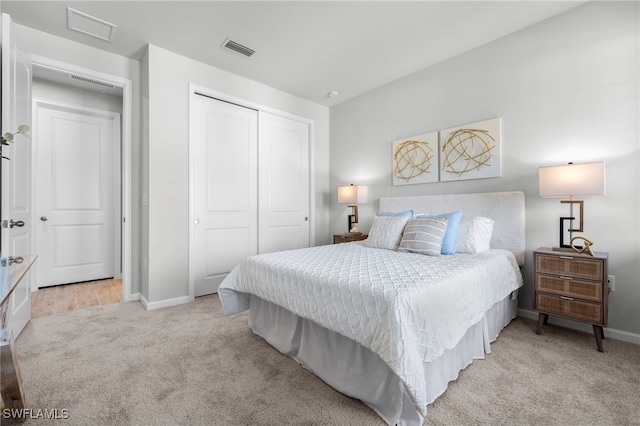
[551,246,577,252]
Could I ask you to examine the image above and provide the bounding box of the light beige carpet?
[13,295,640,425]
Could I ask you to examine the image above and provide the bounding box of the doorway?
[28,56,134,302]
[31,278,122,318]
[33,98,120,288]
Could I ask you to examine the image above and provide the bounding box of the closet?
[192,94,310,296]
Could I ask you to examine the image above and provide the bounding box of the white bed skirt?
[248,292,518,426]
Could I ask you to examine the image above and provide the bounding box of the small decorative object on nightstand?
[333,233,368,244]
[533,247,609,352]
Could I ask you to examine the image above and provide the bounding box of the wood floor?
[31,279,122,318]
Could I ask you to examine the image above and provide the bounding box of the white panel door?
[36,103,117,287]
[2,13,33,337]
[258,112,310,254]
[193,95,258,296]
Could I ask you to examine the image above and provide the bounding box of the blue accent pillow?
[415,210,463,255]
[376,210,414,219]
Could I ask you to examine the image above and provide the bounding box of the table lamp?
[337,184,368,234]
[538,161,605,250]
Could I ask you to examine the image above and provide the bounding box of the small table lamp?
[337,184,368,234]
[538,161,605,250]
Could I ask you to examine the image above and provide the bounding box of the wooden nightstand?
[533,247,609,352]
[333,233,368,244]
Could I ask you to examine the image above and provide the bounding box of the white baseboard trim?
[138,294,191,311]
[139,294,149,310]
[518,308,640,345]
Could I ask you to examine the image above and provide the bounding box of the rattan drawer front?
[536,293,602,324]
[535,275,602,302]
[536,254,603,280]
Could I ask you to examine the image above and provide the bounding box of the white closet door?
[258,112,310,254]
[193,95,258,296]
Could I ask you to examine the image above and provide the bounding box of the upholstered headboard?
[379,191,525,265]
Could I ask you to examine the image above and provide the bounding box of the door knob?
[9,220,25,228]
[40,216,48,221]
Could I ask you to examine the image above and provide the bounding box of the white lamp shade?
[539,161,605,197]
[337,184,368,204]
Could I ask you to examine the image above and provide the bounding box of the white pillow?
[456,216,495,254]
[398,218,448,256]
[366,215,409,250]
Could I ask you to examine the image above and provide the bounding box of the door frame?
[28,55,134,302]
[32,98,121,287]
[187,83,316,301]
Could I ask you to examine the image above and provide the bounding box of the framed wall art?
[392,131,439,186]
[439,117,501,182]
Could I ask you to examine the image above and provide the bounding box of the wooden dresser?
[533,247,609,352]
[1,255,37,421]
[333,233,368,244]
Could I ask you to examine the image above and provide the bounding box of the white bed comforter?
[218,243,523,415]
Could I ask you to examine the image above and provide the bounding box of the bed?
[218,191,525,425]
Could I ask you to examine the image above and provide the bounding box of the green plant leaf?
[3,133,13,142]
[17,124,29,134]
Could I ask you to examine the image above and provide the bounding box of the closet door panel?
[258,112,310,254]
[193,95,258,296]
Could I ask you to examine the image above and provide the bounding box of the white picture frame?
[392,131,439,186]
[439,117,502,182]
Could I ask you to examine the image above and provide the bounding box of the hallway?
[31,279,122,318]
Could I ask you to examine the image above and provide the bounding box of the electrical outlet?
[608,275,615,292]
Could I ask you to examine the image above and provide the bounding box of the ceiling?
[2,1,586,107]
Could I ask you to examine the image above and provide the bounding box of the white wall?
[32,78,123,114]
[330,2,639,336]
[142,44,330,305]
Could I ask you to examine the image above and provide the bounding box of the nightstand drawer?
[333,234,368,244]
[536,293,602,324]
[535,254,603,280]
[535,275,602,302]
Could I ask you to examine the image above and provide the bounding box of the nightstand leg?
[536,313,548,335]
[593,325,605,352]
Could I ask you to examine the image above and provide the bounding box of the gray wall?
[142,45,330,306]
[329,2,639,336]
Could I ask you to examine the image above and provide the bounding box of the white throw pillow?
[366,215,409,250]
[398,218,448,256]
[455,216,495,254]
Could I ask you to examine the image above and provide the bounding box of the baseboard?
[139,294,149,310]
[517,308,640,345]
[139,294,191,311]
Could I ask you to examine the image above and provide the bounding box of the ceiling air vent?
[221,38,255,58]
[70,74,116,90]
